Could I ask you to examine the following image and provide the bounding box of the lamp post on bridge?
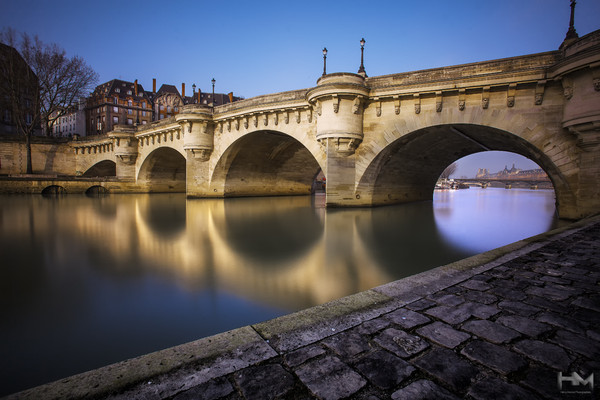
[357,37,367,77]
[322,47,328,76]
[211,78,215,111]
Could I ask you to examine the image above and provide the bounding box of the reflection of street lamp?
[211,78,215,109]
[322,47,328,76]
[357,37,367,77]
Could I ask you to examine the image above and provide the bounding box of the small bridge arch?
[137,147,186,192]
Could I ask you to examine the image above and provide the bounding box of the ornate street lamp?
[357,37,367,77]
[211,78,215,109]
[322,47,328,76]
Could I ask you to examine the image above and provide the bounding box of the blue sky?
[1,0,598,177]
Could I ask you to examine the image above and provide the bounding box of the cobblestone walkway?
[12,218,600,400]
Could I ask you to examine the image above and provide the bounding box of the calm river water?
[0,188,563,395]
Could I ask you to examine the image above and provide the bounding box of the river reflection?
[0,189,561,395]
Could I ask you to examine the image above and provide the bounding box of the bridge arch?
[82,160,116,177]
[210,130,324,197]
[357,122,571,214]
[137,147,186,192]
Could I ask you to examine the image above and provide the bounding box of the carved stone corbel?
[482,87,490,109]
[227,120,231,132]
[592,66,600,91]
[307,108,313,123]
[263,114,268,126]
[352,96,362,114]
[284,111,289,124]
[413,94,421,114]
[189,148,212,161]
[335,137,361,156]
[435,92,443,112]
[394,96,401,115]
[507,84,516,107]
[253,115,258,128]
[332,96,340,113]
[244,117,249,129]
[374,98,381,117]
[274,113,278,126]
[535,80,546,105]
[314,101,322,116]
[458,89,466,111]
[561,77,573,100]
[235,119,239,131]
[296,110,301,123]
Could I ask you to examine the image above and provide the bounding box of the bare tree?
[1,29,98,173]
[439,162,458,180]
[18,32,98,136]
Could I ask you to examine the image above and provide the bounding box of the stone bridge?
[72,30,600,219]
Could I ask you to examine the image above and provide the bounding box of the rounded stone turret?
[176,105,214,161]
[307,73,370,155]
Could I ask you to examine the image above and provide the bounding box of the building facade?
[50,98,87,137]
[86,79,153,135]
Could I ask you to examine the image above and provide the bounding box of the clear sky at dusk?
[1,0,599,176]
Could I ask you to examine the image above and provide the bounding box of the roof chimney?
[182,83,185,97]
[197,89,201,104]
[153,78,156,93]
[228,92,233,103]
[134,79,138,96]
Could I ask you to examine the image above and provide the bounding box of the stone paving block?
[550,329,600,358]
[571,296,600,312]
[520,367,565,399]
[462,290,498,305]
[460,340,527,375]
[425,305,471,325]
[416,321,470,349]
[374,327,429,358]
[322,330,371,359]
[512,339,571,370]
[234,364,295,400]
[540,275,571,285]
[352,349,415,390]
[390,379,460,400]
[412,347,479,392]
[467,377,540,400]
[355,317,391,335]
[523,296,569,314]
[536,312,587,334]
[405,298,436,311]
[461,319,521,344]
[294,356,366,400]
[172,377,234,400]
[427,293,465,306]
[488,286,528,301]
[526,284,578,301]
[283,344,326,368]
[460,279,492,291]
[497,300,541,317]
[495,315,551,337]
[385,308,430,329]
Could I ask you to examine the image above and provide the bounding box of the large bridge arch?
[210,129,324,197]
[137,147,186,192]
[356,121,572,214]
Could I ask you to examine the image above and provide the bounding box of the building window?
[128,100,132,107]
[160,114,164,120]
[127,109,132,115]
[4,109,11,122]
[167,106,171,113]
[142,111,146,117]
[26,114,32,124]
[113,106,118,112]
[127,90,132,95]
[113,116,118,124]
[127,118,133,125]
[142,120,147,125]
[115,88,120,93]
[113,97,118,104]
[142,102,146,109]
[174,107,178,112]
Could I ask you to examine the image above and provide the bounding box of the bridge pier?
[109,126,138,180]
